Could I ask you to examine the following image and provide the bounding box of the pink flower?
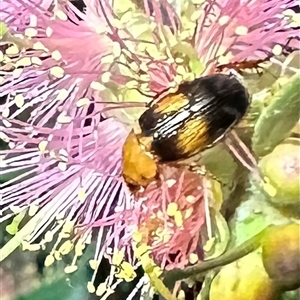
[0,0,298,298]
[193,0,299,72]
[132,164,207,270]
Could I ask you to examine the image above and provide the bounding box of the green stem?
[163,225,273,287]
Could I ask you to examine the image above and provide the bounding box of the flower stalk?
[163,225,274,287]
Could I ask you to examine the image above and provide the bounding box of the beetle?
[138,74,250,162]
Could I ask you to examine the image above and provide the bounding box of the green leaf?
[252,74,300,156]
[0,22,8,39]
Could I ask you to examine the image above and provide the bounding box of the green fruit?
[259,139,300,205]
[210,252,278,300]
[261,223,300,290]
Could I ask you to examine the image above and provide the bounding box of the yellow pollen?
[13,33,25,40]
[28,204,39,216]
[217,54,231,65]
[52,50,62,61]
[139,74,150,82]
[90,81,106,91]
[29,14,38,27]
[189,253,199,264]
[31,57,42,66]
[14,94,24,108]
[134,243,150,259]
[6,45,20,56]
[163,233,172,243]
[8,142,15,149]
[166,179,176,188]
[44,231,54,242]
[25,27,38,38]
[76,97,90,107]
[59,240,73,255]
[54,251,62,260]
[96,283,107,297]
[112,41,121,57]
[272,44,283,56]
[2,120,12,128]
[219,15,230,26]
[167,202,178,216]
[186,195,196,203]
[125,80,139,89]
[44,254,55,266]
[139,62,148,72]
[75,240,85,256]
[177,65,188,76]
[58,148,68,157]
[290,16,300,28]
[50,66,65,78]
[62,220,75,234]
[101,71,111,83]
[112,249,125,266]
[56,212,65,220]
[155,227,164,237]
[235,25,248,36]
[64,265,78,274]
[129,61,139,72]
[116,261,136,282]
[38,140,48,153]
[184,207,194,219]
[58,155,68,163]
[22,242,40,251]
[3,56,12,63]
[101,54,114,65]
[139,81,150,91]
[33,41,49,51]
[57,89,69,101]
[87,281,96,293]
[174,210,183,227]
[54,10,68,21]
[175,57,184,64]
[78,188,86,202]
[60,232,70,239]
[9,205,23,214]
[57,112,72,124]
[89,260,99,270]
[58,162,67,171]
[16,57,32,67]
[46,26,53,37]
[49,150,56,159]
[0,132,9,143]
[283,9,296,16]
[178,290,185,300]
[191,10,202,22]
